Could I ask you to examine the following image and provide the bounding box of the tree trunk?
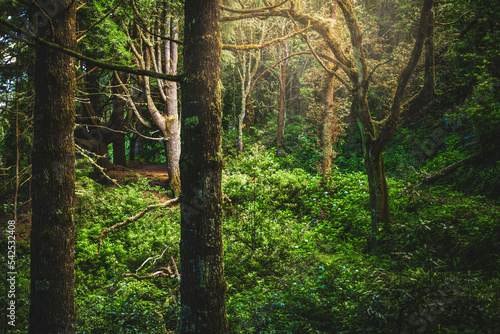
[320,71,336,176]
[164,15,181,196]
[113,137,126,166]
[276,25,288,153]
[111,78,127,167]
[129,133,137,161]
[179,0,228,332]
[362,129,392,252]
[238,94,246,152]
[30,0,76,333]
[277,61,286,152]
[165,82,181,195]
[110,98,130,167]
[137,134,144,159]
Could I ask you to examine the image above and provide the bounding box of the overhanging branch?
[0,18,183,82]
[223,24,310,51]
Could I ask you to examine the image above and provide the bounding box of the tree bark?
[111,76,127,167]
[238,92,246,152]
[277,59,286,152]
[179,0,228,332]
[30,0,76,332]
[362,135,392,251]
[164,15,181,195]
[276,23,288,152]
[129,132,137,161]
[338,0,434,251]
[320,71,336,176]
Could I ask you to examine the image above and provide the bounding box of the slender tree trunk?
[276,30,287,152]
[164,15,181,196]
[30,0,76,332]
[320,72,335,176]
[238,93,246,152]
[277,61,286,152]
[179,0,228,332]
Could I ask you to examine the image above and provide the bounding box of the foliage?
[74,173,181,333]
[221,145,499,333]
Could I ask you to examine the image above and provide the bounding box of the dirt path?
[106,162,170,186]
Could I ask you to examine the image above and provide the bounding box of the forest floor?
[105,161,170,187]
[0,161,171,250]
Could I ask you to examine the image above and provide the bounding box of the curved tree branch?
[95,197,179,255]
[0,18,182,82]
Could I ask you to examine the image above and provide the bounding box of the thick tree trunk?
[320,72,336,176]
[113,137,126,166]
[179,0,228,332]
[362,132,392,252]
[30,0,76,333]
[110,98,127,167]
[111,79,127,166]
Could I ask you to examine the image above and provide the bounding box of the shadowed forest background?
[0,0,499,333]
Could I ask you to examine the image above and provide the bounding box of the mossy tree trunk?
[220,0,435,251]
[320,71,336,176]
[362,133,392,251]
[179,0,228,332]
[30,0,76,332]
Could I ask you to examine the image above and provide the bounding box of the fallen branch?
[123,255,180,281]
[417,155,478,187]
[123,268,174,280]
[95,197,179,254]
[135,243,173,274]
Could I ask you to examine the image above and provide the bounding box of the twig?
[135,244,173,274]
[171,255,180,279]
[75,145,121,187]
[126,125,165,141]
[95,197,179,254]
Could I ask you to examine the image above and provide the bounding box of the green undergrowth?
[74,171,181,333]
[7,148,494,333]
[222,145,499,333]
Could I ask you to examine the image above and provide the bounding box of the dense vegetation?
[0,0,499,333]
[5,146,499,333]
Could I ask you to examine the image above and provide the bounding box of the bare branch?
[248,51,351,99]
[0,18,182,82]
[75,145,121,187]
[114,71,153,128]
[127,125,166,141]
[223,24,310,51]
[221,0,289,14]
[436,10,471,26]
[123,270,174,280]
[135,244,174,274]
